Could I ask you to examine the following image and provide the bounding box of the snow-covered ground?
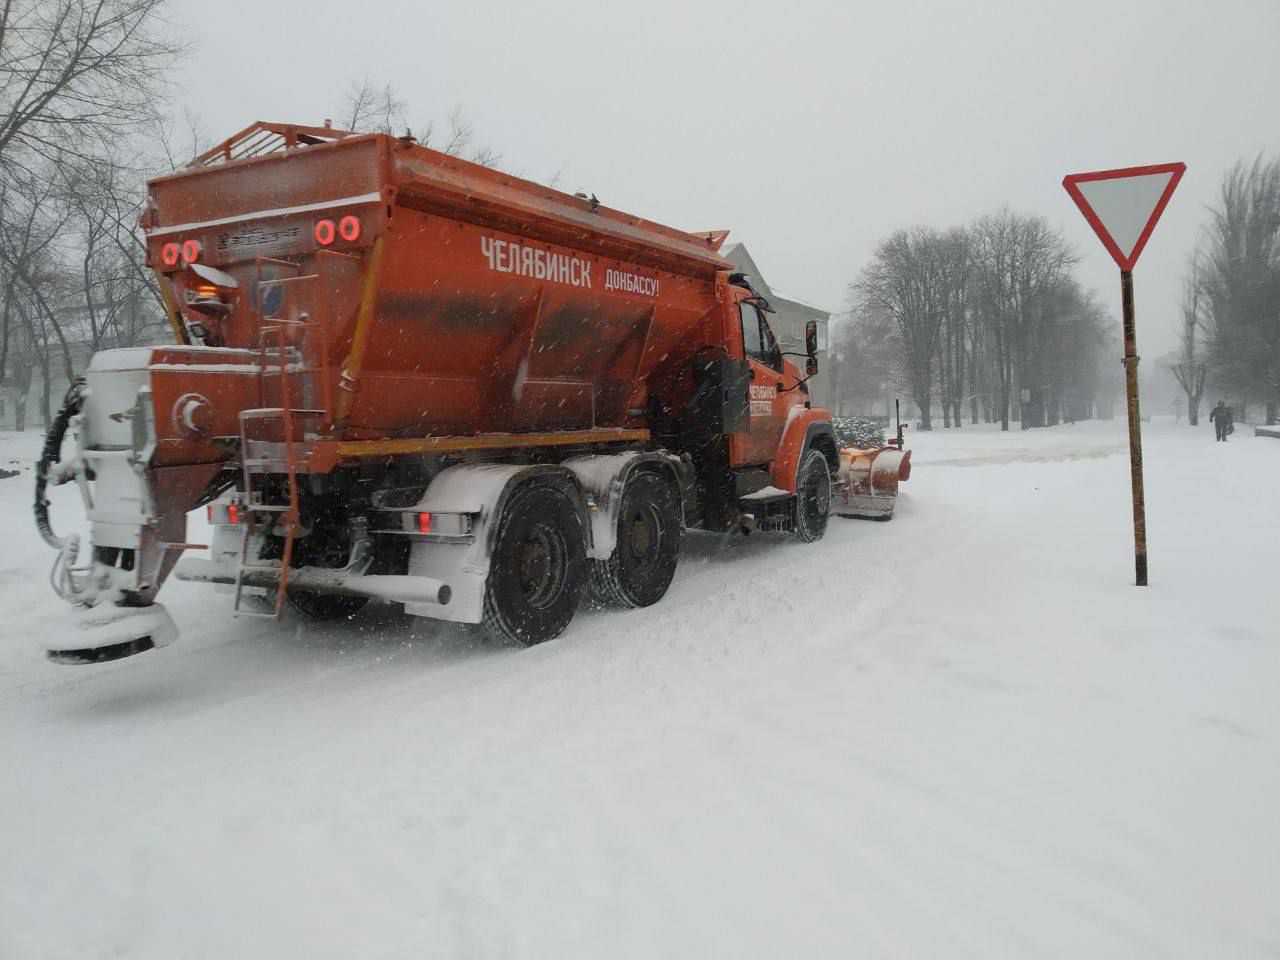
[0,418,1276,958]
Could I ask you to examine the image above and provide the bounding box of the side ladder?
[232,313,325,619]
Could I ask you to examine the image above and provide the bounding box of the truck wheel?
[590,471,681,608]
[483,481,587,645]
[287,590,369,621]
[793,447,832,543]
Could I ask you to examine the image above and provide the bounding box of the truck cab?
[729,281,806,467]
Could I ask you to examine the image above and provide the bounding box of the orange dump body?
[143,125,745,452]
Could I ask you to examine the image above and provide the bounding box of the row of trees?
[832,210,1116,430]
[1,1,502,431]
[0,0,187,428]
[1173,156,1280,426]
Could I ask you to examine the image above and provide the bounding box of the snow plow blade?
[832,446,912,520]
[46,603,178,666]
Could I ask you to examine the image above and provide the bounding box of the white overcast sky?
[175,0,1280,356]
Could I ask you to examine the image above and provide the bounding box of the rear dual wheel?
[590,471,682,608]
[483,481,588,646]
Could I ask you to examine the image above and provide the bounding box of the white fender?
[563,451,683,560]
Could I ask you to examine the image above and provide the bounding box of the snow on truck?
[34,121,911,664]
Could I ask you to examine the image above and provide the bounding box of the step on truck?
[34,121,910,663]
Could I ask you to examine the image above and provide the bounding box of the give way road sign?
[1062,162,1186,271]
[1061,160,1186,589]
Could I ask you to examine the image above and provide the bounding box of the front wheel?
[793,448,832,543]
[483,480,587,645]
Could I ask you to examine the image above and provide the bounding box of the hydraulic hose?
[34,379,85,550]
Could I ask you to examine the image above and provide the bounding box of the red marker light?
[417,512,432,534]
[209,503,240,524]
[161,242,180,266]
[339,215,361,242]
[314,219,336,245]
[181,239,201,263]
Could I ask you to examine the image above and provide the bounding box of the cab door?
[730,299,792,466]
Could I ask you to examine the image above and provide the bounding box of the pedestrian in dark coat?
[1209,400,1234,441]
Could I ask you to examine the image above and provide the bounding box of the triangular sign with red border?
[1062,162,1186,271]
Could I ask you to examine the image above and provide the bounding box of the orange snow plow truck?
[34,121,910,664]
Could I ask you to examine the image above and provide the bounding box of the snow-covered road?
[0,420,1276,958]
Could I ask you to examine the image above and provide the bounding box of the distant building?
[720,242,830,409]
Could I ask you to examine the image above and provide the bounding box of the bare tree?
[0,0,186,426]
[936,228,971,428]
[5,300,38,430]
[418,104,502,168]
[152,105,208,170]
[1042,280,1109,423]
[854,227,951,429]
[0,163,75,393]
[969,211,1018,429]
[339,78,502,168]
[0,0,184,165]
[59,151,168,346]
[341,76,406,135]
[1172,262,1207,426]
[827,309,897,418]
[1198,156,1280,424]
[848,209,1102,434]
[970,209,1075,430]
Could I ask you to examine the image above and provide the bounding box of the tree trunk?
[940,333,953,429]
[39,376,52,428]
[11,325,35,432]
[917,396,933,430]
[0,287,14,401]
[34,324,53,427]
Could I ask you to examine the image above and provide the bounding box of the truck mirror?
[806,356,818,376]
[805,320,819,357]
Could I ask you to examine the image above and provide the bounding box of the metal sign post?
[1063,162,1186,586]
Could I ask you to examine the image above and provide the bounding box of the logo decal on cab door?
[749,383,773,417]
